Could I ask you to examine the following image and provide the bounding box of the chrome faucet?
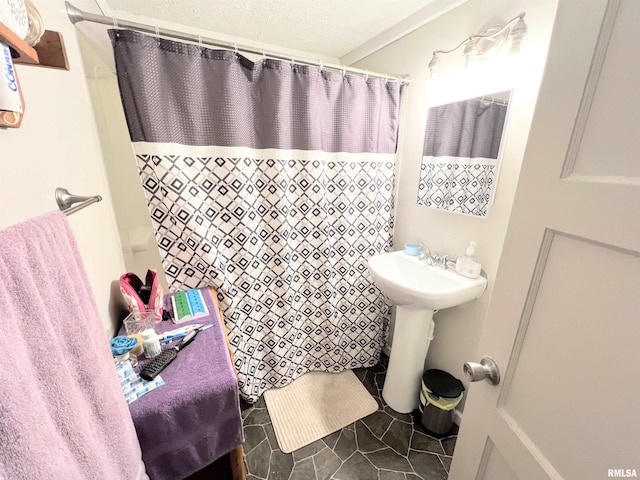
[418,243,435,266]
[432,252,452,269]
[418,243,452,269]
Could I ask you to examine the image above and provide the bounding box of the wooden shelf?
[1,20,70,128]
[0,21,38,64]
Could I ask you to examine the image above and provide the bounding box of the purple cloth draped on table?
[126,289,243,480]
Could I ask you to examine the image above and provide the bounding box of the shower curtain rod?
[65,2,410,84]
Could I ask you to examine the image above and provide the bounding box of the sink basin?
[367,250,487,310]
[367,250,488,413]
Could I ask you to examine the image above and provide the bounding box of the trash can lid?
[422,369,465,398]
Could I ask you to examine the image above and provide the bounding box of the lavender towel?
[126,289,243,480]
[0,212,148,480]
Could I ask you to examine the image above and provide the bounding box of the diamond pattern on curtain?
[135,146,394,400]
[109,30,404,402]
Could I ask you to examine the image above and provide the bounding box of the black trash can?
[419,369,465,435]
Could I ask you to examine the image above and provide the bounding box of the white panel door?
[450,1,640,479]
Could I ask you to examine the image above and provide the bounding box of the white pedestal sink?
[367,250,487,413]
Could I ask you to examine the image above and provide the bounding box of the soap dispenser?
[456,241,482,279]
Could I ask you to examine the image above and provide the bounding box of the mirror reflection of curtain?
[109,30,403,402]
[418,97,508,217]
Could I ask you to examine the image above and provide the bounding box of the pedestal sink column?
[382,306,435,413]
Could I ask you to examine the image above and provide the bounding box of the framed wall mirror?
[417,90,512,217]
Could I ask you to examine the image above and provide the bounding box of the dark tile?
[379,470,405,480]
[439,455,452,473]
[365,447,413,472]
[441,436,457,456]
[355,420,386,453]
[361,410,393,438]
[353,367,367,381]
[244,425,267,454]
[345,422,356,432]
[333,428,357,460]
[374,372,386,393]
[312,447,341,480]
[269,449,294,480]
[381,419,413,456]
[292,439,325,462]
[263,422,278,450]
[240,398,254,418]
[362,371,379,397]
[367,362,386,374]
[247,476,262,480]
[408,450,448,480]
[289,457,316,480]
[244,408,272,426]
[245,439,271,479]
[405,475,421,480]
[379,353,389,368]
[383,405,413,423]
[333,451,378,480]
[322,429,342,449]
[254,395,267,409]
[411,430,445,455]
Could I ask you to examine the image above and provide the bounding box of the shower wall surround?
[110,30,404,401]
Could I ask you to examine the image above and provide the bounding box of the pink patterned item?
[120,269,164,322]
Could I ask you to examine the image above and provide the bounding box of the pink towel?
[0,212,148,480]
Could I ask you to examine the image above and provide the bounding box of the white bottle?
[141,328,161,359]
[456,241,482,279]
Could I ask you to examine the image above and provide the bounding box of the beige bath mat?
[263,370,378,453]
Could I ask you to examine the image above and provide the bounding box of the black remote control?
[139,329,199,381]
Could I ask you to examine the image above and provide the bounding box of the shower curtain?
[417,97,508,217]
[109,30,404,402]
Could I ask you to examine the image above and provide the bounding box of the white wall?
[0,1,127,336]
[77,35,169,290]
[353,0,558,409]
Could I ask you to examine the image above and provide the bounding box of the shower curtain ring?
[234,42,238,54]
[342,66,346,77]
[112,16,118,29]
[319,61,323,72]
[262,48,266,60]
[198,34,203,49]
[365,70,369,81]
[154,25,160,40]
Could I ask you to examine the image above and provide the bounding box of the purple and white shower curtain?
[417,96,508,217]
[109,30,404,401]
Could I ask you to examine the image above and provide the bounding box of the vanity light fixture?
[428,12,527,78]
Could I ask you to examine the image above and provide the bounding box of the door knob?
[463,356,500,385]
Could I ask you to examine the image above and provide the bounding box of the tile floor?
[241,355,458,480]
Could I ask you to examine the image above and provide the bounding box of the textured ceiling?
[104,0,439,58]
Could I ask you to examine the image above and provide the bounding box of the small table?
[125,289,244,480]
